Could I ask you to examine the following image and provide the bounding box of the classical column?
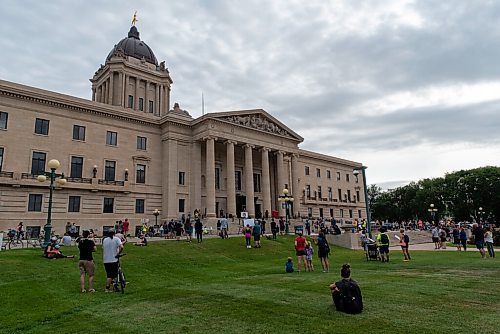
[92,88,96,101]
[244,144,255,217]
[156,84,161,116]
[104,81,109,104]
[190,141,202,214]
[276,151,285,217]
[226,140,237,218]
[261,147,272,219]
[163,85,168,115]
[134,77,140,110]
[162,138,178,220]
[117,72,123,106]
[291,153,300,218]
[108,71,114,105]
[205,137,216,217]
[124,74,129,107]
[145,80,149,113]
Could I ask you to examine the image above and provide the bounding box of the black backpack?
[339,280,363,314]
[380,233,389,245]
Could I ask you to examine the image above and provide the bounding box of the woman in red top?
[294,233,307,272]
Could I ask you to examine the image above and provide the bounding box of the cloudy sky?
[2,0,500,188]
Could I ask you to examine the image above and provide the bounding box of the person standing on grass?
[431,225,440,249]
[376,227,390,262]
[244,224,252,249]
[253,221,262,248]
[472,223,486,258]
[484,226,495,258]
[123,218,130,238]
[184,216,193,242]
[459,226,468,251]
[305,242,314,271]
[294,232,307,272]
[270,218,278,240]
[452,224,461,251]
[78,230,96,293]
[399,229,411,261]
[439,227,447,249]
[103,229,123,292]
[316,232,330,273]
[194,218,203,243]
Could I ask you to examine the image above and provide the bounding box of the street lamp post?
[37,159,67,247]
[153,209,160,226]
[478,207,484,223]
[428,203,438,225]
[353,166,372,238]
[278,188,294,234]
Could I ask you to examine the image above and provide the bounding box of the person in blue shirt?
[285,257,294,273]
[459,227,468,251]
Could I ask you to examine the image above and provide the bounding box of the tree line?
[368,166,500,224]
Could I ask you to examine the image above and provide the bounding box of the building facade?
[0,25,366,234]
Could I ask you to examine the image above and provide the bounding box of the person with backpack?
[316,232,330,273]
[329,263,363,314]
[399,229,411,261]
[377,227,390,262]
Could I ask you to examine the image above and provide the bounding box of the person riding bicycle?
[102,229,123,292]
[16,222,25,240]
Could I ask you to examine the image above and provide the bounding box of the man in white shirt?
[102,229,123,292]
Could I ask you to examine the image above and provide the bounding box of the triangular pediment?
[202,109,303,142]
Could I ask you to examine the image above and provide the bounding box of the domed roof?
[106,26,158,65]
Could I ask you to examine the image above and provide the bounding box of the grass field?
[0,236,499,334]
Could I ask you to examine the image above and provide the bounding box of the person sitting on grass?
[329,263,363,314]
[285,257,294,273]
[44,237,74,259]
[135,234,148,246]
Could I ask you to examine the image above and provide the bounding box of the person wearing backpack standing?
[316,232,330,273]
[399,229,411,261]
[329,263,363,314]
[377,227,390,262]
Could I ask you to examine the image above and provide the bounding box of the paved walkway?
[390,242,499,252]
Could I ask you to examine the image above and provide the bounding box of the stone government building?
[0,24,367,234]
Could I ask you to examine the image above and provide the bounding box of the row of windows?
[306,208,363,219]
[0,112,148,150]
[304,166,357,182]
[28,194,185,214]
[127,95,155,113]
[305,185,360,202]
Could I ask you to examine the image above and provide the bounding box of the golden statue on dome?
[131,11,138,26]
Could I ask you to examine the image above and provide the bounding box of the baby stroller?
[365,242,380,261]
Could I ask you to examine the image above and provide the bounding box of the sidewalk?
[390,242,500,252]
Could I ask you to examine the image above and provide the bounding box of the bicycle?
[6,230,24,250]
[25,230,44,248]
[113,254,127,294]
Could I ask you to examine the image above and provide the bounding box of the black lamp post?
[153,209,160,226]
[278,188,294,234]
[37,159,67,247]
[353,166,372,238]
[428,203,438,225]
[478,207,484,223]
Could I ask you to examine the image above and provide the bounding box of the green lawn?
[0,236,499,334]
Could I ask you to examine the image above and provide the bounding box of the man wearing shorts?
[377,227,390,262]
[294,232,307,272]
[472,223,486,258]
[102,229,123,292]
[78,230,96,293]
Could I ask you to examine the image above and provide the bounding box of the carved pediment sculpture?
[223,114,289,137]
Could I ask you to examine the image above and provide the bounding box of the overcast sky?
[1,0,500,188]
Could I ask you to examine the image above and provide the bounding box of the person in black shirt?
[194,218,203,243]
[78,230,96,293]
[472,223,486,258]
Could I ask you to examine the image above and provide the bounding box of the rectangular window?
[35,118,50,135]
[328,187,333,201]
[31,151,46,175]
[346,174,350,182]
[179,199,185,213]
[179,171,185,185]
[327,170,331,179]
[215,168,220,190]
[253,173,261,192]
[104,160,116,181]
[28,194,43,212]
[139,98,144,111]
[137,136,147,150]
[340,208,344,218]
[128,95,134,108]
[306,185,311,198]
[68,196,81,212]
[72,125,86,141]
[337,172,341,180]
[317,186,322,199]
[330,208,334,218]
[106,131,117,146]
[149,100,154,113]
[307,207,312,217]
[70,156,83,178]
[349,209,353,218]
[135,199,145,214]
[103,197,114,213]
[235,171,242,191]
[356,191,360,202]
[316,168,321,178]
[136,164,146,184]
[0,147,3,172]
[338,189,342,202]
[304,166,310,176]
[358,209,362,218]
[0,112,8,129]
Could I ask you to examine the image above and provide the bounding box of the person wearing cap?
[102,229,123,292]
[44,236,74,259]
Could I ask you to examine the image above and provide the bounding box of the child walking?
[305,243,315,271]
